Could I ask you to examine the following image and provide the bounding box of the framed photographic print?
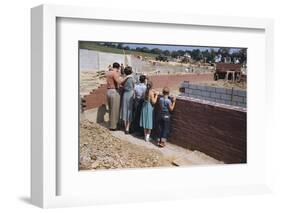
[31,4,274,208]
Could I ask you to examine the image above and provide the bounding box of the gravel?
[80,120,170,170]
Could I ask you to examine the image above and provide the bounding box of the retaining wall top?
[177,95,247,112]
[180,81,247,109]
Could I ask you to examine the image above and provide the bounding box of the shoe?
[145,135,150,142]
[159,142,165,147]
[157,138,161,146]
[109,128,116,131]
[125,130,129,134]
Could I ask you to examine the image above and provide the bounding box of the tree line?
[99,42,247,64]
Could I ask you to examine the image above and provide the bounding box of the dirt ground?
[197,79,247,90]
[79,119,222,170]
[80,120,172,170]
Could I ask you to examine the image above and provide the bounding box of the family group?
[106,62,176,147]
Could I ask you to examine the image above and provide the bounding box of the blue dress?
[120,77,134,122]
[140,98,153,129]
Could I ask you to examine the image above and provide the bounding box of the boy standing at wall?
[158,87,176,147]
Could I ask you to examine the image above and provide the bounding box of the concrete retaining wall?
[180,81,247,108]
[80,49,132,72]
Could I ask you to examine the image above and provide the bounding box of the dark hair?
[112,62,120,69]
[124,66,133,75]
[145,81,153,100]
[139,75,146,83]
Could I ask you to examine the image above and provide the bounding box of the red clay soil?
[148,73,213,90]
[82,73,213,110]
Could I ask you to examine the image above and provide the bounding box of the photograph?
[79,41,247,171]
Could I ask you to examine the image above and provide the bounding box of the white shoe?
[145,135,149,142]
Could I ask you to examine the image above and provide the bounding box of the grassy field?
[79,41,158,58]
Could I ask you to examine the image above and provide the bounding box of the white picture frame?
[31,4,274,208]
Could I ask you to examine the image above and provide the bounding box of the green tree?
[163,50,171,56]
[218,47,230,57]
[151,48,162,55]
[117,43,124,49]
[238,49,247,64]
[177,50,185,56]
[190,49,201,61]
[140,47,150,53]
[171,51,180,58]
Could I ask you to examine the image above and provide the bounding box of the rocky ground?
[197,79,247,90]
[79,120,171,170]
[80,119,222,171]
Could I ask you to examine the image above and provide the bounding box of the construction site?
[79,45,247,171]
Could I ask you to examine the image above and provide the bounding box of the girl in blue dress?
[139,81,159,142]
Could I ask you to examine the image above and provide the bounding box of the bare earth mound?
[80,120,171,170]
